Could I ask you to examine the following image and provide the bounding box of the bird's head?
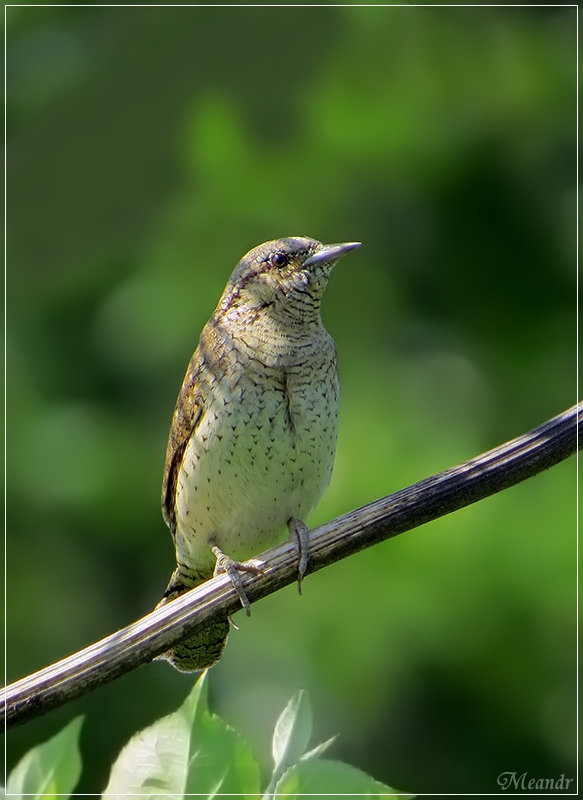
[217,236,361,322]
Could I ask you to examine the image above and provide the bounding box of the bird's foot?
[288,517,309,595]
[210,543,265,616]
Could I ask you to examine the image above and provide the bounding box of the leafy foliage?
[3,676,410,799]
[4,717,83,800]
[102,672,260,798]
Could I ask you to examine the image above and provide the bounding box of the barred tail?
[155,567,230,672]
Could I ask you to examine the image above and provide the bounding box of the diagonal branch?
[3,403,580,729]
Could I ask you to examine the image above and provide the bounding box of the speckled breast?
[174,332,339,574]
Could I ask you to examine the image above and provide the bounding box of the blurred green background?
[6,4,576,795]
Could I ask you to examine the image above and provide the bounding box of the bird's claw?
[288,517,309,594]
[211,545,265,616]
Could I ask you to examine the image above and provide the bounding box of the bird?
[156,235,361,671]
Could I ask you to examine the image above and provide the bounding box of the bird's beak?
[303,241,361,269]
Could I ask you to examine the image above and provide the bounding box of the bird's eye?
[270,251,289,268]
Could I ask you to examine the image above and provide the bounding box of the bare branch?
[3,402,580,729]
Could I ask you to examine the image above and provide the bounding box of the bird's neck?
[215,301,327,365]
[228,300,324,334]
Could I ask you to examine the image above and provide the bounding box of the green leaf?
[6,716,83,799]
[262,688,313,797]
[102,670,260,799]
[300,735,337,762]
[274,758,413,799]
[271,689,312,774]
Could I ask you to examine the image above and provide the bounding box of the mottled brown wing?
[161,345,206,537]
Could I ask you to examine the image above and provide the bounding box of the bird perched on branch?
[157,236,361,671]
